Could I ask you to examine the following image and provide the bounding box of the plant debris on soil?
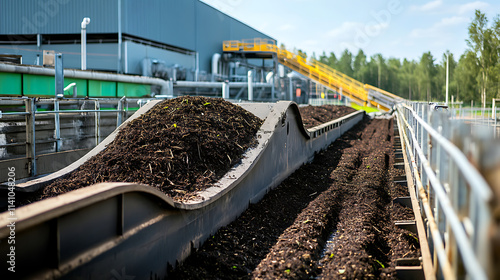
[299,105,357,129]
[18,96,263,204]
[167,116,420,279]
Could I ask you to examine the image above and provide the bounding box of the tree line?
[311,10,500,106]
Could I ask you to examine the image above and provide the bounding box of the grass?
[350,103,380,113]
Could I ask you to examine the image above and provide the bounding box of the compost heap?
[299,105,357,129]
[39,96,263,201]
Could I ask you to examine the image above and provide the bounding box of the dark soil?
[17,96,263,205]
[167,116,420,279]
[299,105,357,129]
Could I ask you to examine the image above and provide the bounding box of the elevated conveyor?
[0,100,364,279]
[223,38,404,111]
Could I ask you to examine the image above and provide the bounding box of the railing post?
[95,100,101,145]
[116,97,126,127]
[25,98,36,176]
[54,99,62,152]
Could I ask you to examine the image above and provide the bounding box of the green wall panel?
[0,72,22,96]
[117,82,150,98]
[22,75,88,97]
[88,80,116,97]
[23,74,54,97]
[2,72,152,98]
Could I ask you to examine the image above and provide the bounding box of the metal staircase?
[223,38,404,111]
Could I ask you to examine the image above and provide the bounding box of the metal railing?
[396,102,495,279]
[222,38,401,111]
[0,97,151,178]
[450,106,500,139]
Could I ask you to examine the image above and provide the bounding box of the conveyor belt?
[0,101,364,279]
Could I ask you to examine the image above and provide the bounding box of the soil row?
[254,117,419,279]
[299,105,357,129]
[167,117,420,279]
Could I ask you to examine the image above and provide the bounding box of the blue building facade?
[0,0,273,78]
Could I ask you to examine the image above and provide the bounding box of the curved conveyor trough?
[0,100,364,279]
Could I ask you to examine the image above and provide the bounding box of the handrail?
[396,103,493,279]
[0,97,146,180]
[222,38,400,110]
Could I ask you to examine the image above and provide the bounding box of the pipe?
[248,70,253,101]
[173,81,273,89]
[212,53,221,81]
[81,17,90,70]
[117,0,122,73]
[222,81,229,99]
[64,82,78,98]
[228,82,272,88]
[266,71,273,83]
[175,81,224,88]
[0,63,172,96]
[195,52,199,82]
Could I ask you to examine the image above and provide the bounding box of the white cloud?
[303,40,319,47]
[327,21,364,39]
[410,0,490,15]
[324,20,390,54]
[327,21,389,39]
[457,1,489,15]
[410,0,443,13]
[278,24,294,31]
[409,16,468,40]
[440,16,469,26]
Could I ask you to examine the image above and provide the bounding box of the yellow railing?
[222,38,400,110]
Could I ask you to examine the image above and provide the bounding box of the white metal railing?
[450,107,500,139]
[396,102,494,279]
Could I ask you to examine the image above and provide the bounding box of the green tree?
[401,59,418,100]
[353,49,367,82]
[319,51,329,64]
[467,10,499,107]
[454,51,480,103]
[416,52,437,101]
[436,51,458,103]
[338,49,354,77]
[387,58,402,95]
[327,52,338,69]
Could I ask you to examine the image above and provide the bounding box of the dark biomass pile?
[299,105,357,129]
[167,117,420,279]
[36,96,263,202]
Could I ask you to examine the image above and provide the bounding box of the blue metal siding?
[0,43,118,71]
[0,0,118,34]
[0,0,274,74]
[229,17,272,40]
[124,41,195,75]
[195,2,231,73]
[122,0,196,51]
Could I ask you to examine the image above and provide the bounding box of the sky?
[201,0,500,64]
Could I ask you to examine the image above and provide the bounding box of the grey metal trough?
[0,100,364,279]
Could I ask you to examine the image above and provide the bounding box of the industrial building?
[0,0,273,79]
